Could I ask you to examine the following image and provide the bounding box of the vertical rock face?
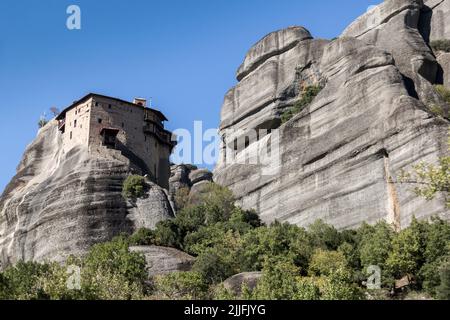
[423,0,450,87]
[215,0,449,230]
[342,0,441,106]
[0,121,174,265]
[423,0,450,41]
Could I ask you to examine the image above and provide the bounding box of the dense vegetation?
[122,175,147,200]
[1,182,449,300]
[281,85,322,124]
[430,39,450,53]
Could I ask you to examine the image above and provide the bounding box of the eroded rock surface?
[215,0,449,230]
[223,272,262,296]
[0,121,174,265]
[129,246,195,277]
[169,164,213,210]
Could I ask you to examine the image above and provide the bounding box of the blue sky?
[0,0,381,193]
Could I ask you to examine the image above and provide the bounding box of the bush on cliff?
[430,39,450,53]
[281,85,322,124]
[122,175,147,200]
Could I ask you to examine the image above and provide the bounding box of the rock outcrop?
[0,120,174,265]
[223,272,262,296]
[129,246,195,277]
[215,0,449,230]
[169,164,213,210]
[423,0,450,41]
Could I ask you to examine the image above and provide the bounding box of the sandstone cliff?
[214,0,450,229]
[0,120,174,265]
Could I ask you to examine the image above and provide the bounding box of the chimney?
[133,98,147,107]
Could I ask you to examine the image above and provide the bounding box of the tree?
[0,261,52,300]
[386,218,427,280]
[50,107,60,117]
[308,249,349,277]
[83,236,147,285]
[192,246,238,284]
[250,257,320,300]
[129,228,155,246]
[38,115,48,129]
[122,175,147,200]
[152,271,209,300]
[318,268,364,300]
[437,259,450,300]
[238,221,313,272]
[358,222,394,271]
[174,187,190,211]
[419,218,450,295]
[308,220,342,251]
[399,129,450,208]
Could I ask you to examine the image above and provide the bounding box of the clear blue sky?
[0,0,381,193]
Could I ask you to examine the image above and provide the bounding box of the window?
[122,122,124,128]
[98,118,102,124]
[108,104,112,109]
[144,136,147,142]
[74,120,77,128]
[70,132,72,140]
[95,102,99,107]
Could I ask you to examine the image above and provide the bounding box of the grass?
[281,85,322,124]
[430,40,450,53]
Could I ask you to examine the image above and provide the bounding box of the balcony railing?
[143,124,175,147]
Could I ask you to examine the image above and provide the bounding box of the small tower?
[133,98,147,107]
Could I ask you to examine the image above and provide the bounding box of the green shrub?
[38,117,48,129]
[174,187,191,210]
[387,218,427,280]
[308,249,349,277]
[308,219,342,250]
[83,236,147,285]
[281,85,322,124]
[318,269,364,300]
[250,257,320,300]
[437,259,450,299]
[129,228,155,246]
[238,221,314,272]
[122,175,147,200]
[430,40,450,53]
[436,85,450,102]
[358,222,394,271]
[430,104,446,117]
[0,261,50,300]
[192,247,238,284]
[153,272,209,300]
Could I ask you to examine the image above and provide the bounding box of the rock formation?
[129,246,195,277]
[169,164,213,210]
[214,0,450,230]
[0,120,174,265]
[223,272,262,296]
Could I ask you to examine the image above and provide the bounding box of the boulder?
[223,272,263,295]
[129,245,195,277]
